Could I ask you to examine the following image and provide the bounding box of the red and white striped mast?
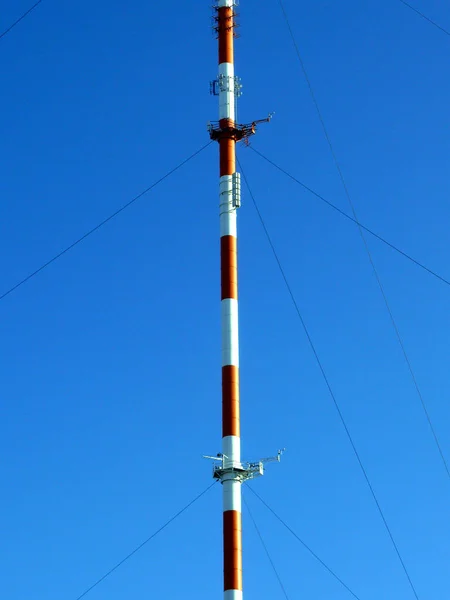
[205,3,281,600]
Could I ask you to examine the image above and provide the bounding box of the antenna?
[207,3,279,600]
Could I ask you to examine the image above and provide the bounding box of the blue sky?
[1,0,449,598]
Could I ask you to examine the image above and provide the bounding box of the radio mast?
[205,3,280,600]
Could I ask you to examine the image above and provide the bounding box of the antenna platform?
[204,449,284,483]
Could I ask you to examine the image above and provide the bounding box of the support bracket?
[207,113,273,143]
[204,449,284,483]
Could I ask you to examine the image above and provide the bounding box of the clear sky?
[1,1,449,599]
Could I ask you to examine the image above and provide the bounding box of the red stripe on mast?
[222,365,240,438]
